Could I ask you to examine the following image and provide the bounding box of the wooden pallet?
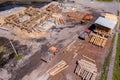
[89,34,107,47]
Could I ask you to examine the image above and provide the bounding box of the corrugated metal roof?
[95,17,116,29]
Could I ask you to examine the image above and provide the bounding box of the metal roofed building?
[95,17,117,30]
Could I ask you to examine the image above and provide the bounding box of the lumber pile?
[89,34,107,47]
[46,4,62,13]
[75,59,97,80]
[3,7,52,32]
[67,12,86,22]
[52,13,66,25]
[67,12,93,23]
[1,5,65,33]
[48,60,68,76]
[24,7,41,16]
[0,17,5,25]
[94,25,112,37]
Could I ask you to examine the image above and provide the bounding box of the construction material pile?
[2,7,52,32]
[89,34,107,47]
[52,13,66,26]
[94,26,112,38]
[0,3,93,33]
[67,12,93,23]
[48,60,68,76]
[46,4,62,13]
[75,59,97,80]
[0,4,63,33]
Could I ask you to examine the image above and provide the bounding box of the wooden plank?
[48,60,68,76]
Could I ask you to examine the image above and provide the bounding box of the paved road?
[75,0,119,14]
[107,18,119,80]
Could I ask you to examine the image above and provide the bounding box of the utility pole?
[9,39,18,56]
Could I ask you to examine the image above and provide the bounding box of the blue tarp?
[0,4,21,11]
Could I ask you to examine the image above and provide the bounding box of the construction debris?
[75,59,97,80]
[89,34,107,47]
[47,60,68,76]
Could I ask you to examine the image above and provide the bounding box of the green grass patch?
[100,35,115,80]
[113,33,120,80]
[16,54,22,60]
[97,0,113,2]
[0,46,7,52]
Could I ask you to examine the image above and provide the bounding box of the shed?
[95,17,116,30]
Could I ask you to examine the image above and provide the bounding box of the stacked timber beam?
[46,4,62,13]
[47,60,68,76]
[94,26,112,38]
[89,34,107,47]
[52,13,66,25]
[75,59,97,80]
[0,4,63,33]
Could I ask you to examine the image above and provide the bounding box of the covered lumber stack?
[89,34,107,47]
[48,60,68,76]
[94,25,112,38]
[46,4,62,13]
[75,59,97,80]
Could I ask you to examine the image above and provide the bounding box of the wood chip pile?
[89,34,107,47]
[75,59,97,80]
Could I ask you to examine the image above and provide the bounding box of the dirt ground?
[35,37,112,80]
[0,1,114,80]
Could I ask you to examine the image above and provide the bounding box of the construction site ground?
[0,1,118,80]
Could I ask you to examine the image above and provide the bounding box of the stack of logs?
[89,34,107,47]
[48,60,68,76]
[75,59,97,80]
